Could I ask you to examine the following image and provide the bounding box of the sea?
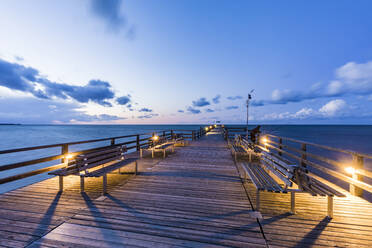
[1,124,372,200]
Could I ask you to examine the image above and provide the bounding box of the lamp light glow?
[66,154,74,159]
[153,135,159,141]
[345,167,356,175]
[261,137,268,144]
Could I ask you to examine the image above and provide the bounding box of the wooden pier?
[1,128,372,247]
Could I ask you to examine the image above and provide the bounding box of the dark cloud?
[0,58,115,107]
[89,0,135,38]
[137,113,159,119]
[226,106,239,110]
[206,108,214,113]
[178,110,184,113]
[90,0,124,32]
[139,108,152,112]
[212,95,221,104]
[187,106,201,114]
[116,95,131,105]
[192,97,210,107]
[227,96,243,100]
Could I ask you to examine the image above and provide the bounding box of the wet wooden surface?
[0,128,372,247]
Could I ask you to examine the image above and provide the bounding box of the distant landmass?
[0,123,21,125]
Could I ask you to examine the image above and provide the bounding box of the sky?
[1,0,372,124]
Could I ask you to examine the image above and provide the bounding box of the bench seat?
[85,158,138,177]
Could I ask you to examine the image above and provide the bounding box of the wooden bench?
[140,137,175,158]
[173,134,188,146]
[49,145,138,194]
[242,147,345,218]
[231,135,254,162]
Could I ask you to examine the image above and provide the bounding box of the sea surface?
[1,124,371,198]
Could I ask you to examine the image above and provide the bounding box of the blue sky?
[1,0,372,124]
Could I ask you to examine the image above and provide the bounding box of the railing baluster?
[61,144,68,163]
[351,155,364,196]
[136,135,140,151]
[301,143,307,168]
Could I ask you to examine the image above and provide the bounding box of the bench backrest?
[259,150,298,188]
[76,145,127,172]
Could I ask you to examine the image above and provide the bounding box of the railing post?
[61,144,68,163]
[163,131,166,138]
[192,131,195,141]
[110,138,115,146]
[301,143,307,168]
[279,138,283,156]
[171,130,174,139]
[350,155,364,196]
[136,135,140,151]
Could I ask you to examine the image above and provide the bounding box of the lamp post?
[246,89,254,140]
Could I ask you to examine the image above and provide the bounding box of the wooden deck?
[0,128,372,247]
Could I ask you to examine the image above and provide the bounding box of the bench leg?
[140,149,143,158]
[135,161,138,175]
[290,192,295,214]
[256,190,260,211]
[152,150,154,158]
[163,150,166,158]
[103,174,107,195]
[80,176,85,192]
[59,176,63,192]
[172,145,174,153]
[327,195,334,218]
[249,152,252,162]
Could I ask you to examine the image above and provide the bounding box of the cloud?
[139,107,152,112]
[0,58,115,106]
[227,96,243,100]
[0,97,124,124]
[212,95,221,104]
[192,97,210,107]
[226,105,239,110]
[72,113,126,122]
[252,61,372,106]
[319,99,346,116]
[187,106,201,114]
[116,95,131,105]
[90,0,124,32]
[293,108,315,119]
[256,99,348,121]
[178,110,184,113]
[89,0,135,38]
[206,108,214,113]
[137,113,159,119]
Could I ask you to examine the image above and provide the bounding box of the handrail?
[0,125,215,186]
[266,134,372,160]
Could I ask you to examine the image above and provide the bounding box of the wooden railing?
[223,126,251,140]
[261,134,372,197]
[0,126,215,186]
